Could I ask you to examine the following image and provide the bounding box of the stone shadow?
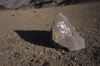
[0,5,5,9]
[57,0,86,6]
[33,1,53,8]
[15,30,54,48]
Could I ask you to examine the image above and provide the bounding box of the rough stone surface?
[0,0,97,9]
[51,13,85,51]
[0,0,60,9]
[0,0,31,8]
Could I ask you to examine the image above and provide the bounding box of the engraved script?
[57,21,72,36]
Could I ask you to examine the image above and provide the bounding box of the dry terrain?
[0,1,100,66]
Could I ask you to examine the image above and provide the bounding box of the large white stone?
[51,13,85,51]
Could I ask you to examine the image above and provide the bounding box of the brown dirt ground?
[0,1,100,66]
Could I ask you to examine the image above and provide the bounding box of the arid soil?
[0,1,100,66]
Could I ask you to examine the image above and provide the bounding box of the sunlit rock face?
[0,0,94,9]
[0,0,82,9]
[51,13,85,51]
[0,0,31,8]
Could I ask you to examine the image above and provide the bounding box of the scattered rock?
[35,59,40,63]
[14,52,22,59]
[30,59,34,62]
[51,13,85,51]
[74,57,77,60]
[42,61,50,66]
[29,62,34,66]
[35,58,43,64]
[58,49,65,55]
[11,12,16,16]
[58,55,61,60]
[39,51,44,56]
[11,13,16,16]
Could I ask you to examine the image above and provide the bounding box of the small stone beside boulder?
[51,13,85,51]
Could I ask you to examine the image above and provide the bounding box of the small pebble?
[34,11,37,13]
[58,55,61,60]
[11,12,16,16]
[74,57,77,60]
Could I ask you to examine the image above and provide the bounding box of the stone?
[51,13,85,51]
[0,0,31,8]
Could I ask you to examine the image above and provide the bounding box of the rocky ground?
[0,1,100,66]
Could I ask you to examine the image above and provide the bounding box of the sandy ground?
[0,1,100,66]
